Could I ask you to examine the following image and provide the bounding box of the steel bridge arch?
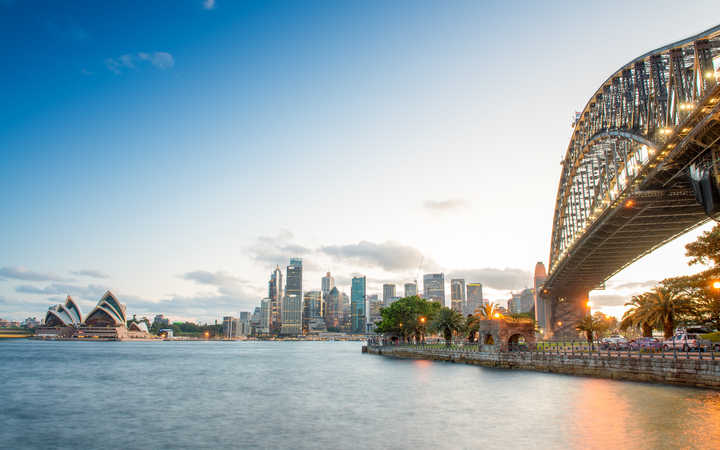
[548,24,720,280]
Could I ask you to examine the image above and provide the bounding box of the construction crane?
[416,255,424,293]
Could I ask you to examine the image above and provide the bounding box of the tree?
[477,302,500,319]
[430,307,465,346]
[464,314,480,342]
[620,293,655,337]
[685,224,720,267]
[640,286,693,338]
[592,312,617,337]
[375,296,441,343]
[575,315,603,343]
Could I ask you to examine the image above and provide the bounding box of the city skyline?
[3,1,720,322]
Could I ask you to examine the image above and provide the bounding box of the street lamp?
[712,280,720,290]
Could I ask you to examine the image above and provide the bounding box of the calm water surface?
[2,340,720,449]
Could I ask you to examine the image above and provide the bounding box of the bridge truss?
[546,24,720,300]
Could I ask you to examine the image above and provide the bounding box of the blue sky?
[2,0,720,322]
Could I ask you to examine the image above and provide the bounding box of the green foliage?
[375,296,441,342]
[592,312,617,337]
[429,307,465,345]
[477,302,499,319]
[619,223,720,333]
[464,314,480,342]
[575,315,603,343]
[685,225,720,267]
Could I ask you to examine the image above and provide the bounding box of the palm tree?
[477,302,500,319]
[575,315,602,343]
[619,293,655,337]
[642,286,692,339]
[430,307,465,346]
[464,314,480,342]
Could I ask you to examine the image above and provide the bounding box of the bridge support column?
[549,289,589,339]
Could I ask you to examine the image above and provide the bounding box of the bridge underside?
[547,187,707,295]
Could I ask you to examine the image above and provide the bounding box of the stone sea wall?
[366,346,720,389]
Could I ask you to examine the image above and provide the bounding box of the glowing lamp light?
[625,199,634,208]
[706,71,714,79]
[420,317,426,324]
[586,300,593,308]
[712,281,720,290]
[557,321,563,327]
[493,313,501,319]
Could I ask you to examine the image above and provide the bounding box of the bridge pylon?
[541,289,589,339]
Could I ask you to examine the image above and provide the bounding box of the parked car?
[662,333,702,351]
[601,335,629,350]
[629,337,662,352]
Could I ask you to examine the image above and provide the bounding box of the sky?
[2,0,720,322]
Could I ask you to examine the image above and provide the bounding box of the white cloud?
[423,199,468,212]
[446,267,531,290]
[0,266,70,282]
[105,52,174,74]
[320,241,428,272]
[70,269,109,279]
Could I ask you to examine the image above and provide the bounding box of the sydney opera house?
[36,290,150,340]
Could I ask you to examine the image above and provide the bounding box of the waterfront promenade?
[366,343,720,389]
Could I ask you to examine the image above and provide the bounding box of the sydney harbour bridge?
[541,24,720,337]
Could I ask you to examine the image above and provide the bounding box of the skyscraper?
[324,286,342,330]
[368,295,383,328]
[260,299,271,335]
[423,273,445,305]
[268,266,283,333]
[382,284,396,306]
[466,283,484,314]
[351,276,366,333]
[404,282,417,297]
[302,290,323,333]
[533,262,549,334]
[281,294,302,335]
[321,272,335,297]
[286,258,303,302]
[281,258,303,335]
[450,279,466,314]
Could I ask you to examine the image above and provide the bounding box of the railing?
[368,339,720,361]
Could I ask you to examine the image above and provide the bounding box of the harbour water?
[2,340,720,449]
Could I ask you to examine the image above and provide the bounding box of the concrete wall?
[367,346,720,390]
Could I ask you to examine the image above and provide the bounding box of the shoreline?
[366,345,720,390]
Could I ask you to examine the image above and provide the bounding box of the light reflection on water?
[1,340,719,449]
